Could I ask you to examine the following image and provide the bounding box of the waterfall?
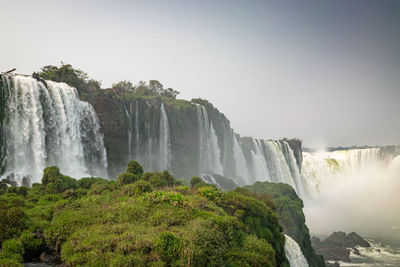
[196,104,223,175]
[124,104,132,160]
[145,101,153,170]
[284,235,309,267]
[301,147,399,197]
[158,103,171,171]
[0,75,107,182]
[250,139,270,183]
[232,135,249,184]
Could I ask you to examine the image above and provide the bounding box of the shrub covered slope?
[0,161,291,267]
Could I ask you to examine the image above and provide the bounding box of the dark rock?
[312,231,370,263]
[347,232,370,247]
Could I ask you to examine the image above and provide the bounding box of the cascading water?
[196,104,223,175]
[124,104,132,160]
[250,139,271,183]
[300,147,399,197]
[158,103,171,171]
[302,148,400,239]
[232,135,249,184]
[284,234,309,267]
[0,75,107,182]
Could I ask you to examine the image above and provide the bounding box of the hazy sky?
[1,0,399,147]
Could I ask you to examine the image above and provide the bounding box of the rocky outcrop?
[245,181,326,267]
[311,231,370,262]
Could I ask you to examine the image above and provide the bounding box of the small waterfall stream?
[158,103,171,171]
[285,234,309,267]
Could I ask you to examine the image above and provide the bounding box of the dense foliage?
[245,181,325,267]
[0,162,291,267]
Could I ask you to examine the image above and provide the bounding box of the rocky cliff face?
[80,85,306,188]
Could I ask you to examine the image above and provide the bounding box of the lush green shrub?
[197,185,222,202]
[156,232,182,265]
[7,186,18,194]
[148,173,167,188]
[121,181,153,196]
[126,160,144,177]
[190,176,203,188]
[77,177,109,189]
[143,171,176,189]
[228,235,276,267]
[143,191,186,206]
[0,239,24,262]
[0,206,27,243]
[0,258,21,267]
[19,231,45,260]
[17,187,28,197]
[117,172,138,186]
[175,185,190,195]
[6,185,29,197]
[41,166,78,193]
[89,183,112,195]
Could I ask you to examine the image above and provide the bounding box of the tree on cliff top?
[34,62,101,91]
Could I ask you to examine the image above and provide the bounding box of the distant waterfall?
[158,103,171,171]
[0,75,107,182]
[232,135,249,184]
[124,104,132,160]
[250,139,270,183]
[284,235,309,267]
[196,104,223,175]
[301,147,399,197]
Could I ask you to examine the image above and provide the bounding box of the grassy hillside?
[0,162,290,267]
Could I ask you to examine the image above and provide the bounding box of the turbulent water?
[285,234,309,267]
[0,75,107,182]
[327,238,400,267]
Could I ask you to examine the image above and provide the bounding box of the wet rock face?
[311,231,370,262]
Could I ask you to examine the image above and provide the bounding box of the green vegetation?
[0,162,292,266]
[245,182,326,267]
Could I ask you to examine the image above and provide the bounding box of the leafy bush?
[0,206,27,243]
[143,191,186,206]
[156,232,182,264]
[77,177,109,189]
[41,166,78,193]
[89,182,113,195]
[126,160,144,177]
[190,176,204,188]
[0,257,21,267]
[197,185,222,202]
[228,235,275,267]
[19,231,45,260]
[0,239,24,262]
[142,170,176,189]
[121,180,153,196]
[117,172,138,186]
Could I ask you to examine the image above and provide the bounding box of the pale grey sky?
[1,0,399,147]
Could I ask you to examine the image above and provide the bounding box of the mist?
[304,155,400,240]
